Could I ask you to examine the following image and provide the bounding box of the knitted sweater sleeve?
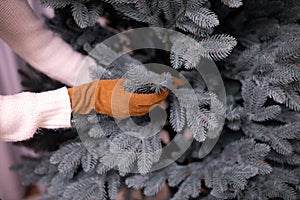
[0,0,86,86]
[0,87,72,142]
[0,0,86,141]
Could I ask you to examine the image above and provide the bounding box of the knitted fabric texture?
[0,0,88,86]
[0,87,72,142]
[0,0,87,141]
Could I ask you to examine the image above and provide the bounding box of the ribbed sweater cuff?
[37,87,72,128]
[0,87,72,142]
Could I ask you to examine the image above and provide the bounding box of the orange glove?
[68,79,169,119]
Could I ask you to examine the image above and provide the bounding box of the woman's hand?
[68,79,169,119]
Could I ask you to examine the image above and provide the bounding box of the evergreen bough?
[13,0,300,199]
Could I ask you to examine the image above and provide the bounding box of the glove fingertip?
[160,89,169,99]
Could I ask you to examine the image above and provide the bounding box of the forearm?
[0,0,86,86]
[0,87,72,142]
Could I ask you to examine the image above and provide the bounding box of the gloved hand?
[68,79,169,119]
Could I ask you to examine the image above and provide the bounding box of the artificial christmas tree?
[14,0,299,199]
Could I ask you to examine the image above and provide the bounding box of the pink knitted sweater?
[0,0,88,142]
